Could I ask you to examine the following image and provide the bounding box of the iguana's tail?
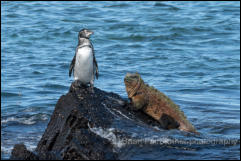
[179,122,200,135]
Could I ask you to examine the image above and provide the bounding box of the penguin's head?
[78,29,93,39]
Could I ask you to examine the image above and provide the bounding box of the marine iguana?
[124,72,198,134]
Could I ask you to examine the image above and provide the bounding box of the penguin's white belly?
[74,47,93,84]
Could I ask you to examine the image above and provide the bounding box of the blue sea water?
[1,1,240,160]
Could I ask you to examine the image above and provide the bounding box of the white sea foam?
[1,116,35,125]
[1,113,49,125]
[1,145,12,154]
[1,117,16,124]
[40,113,49,121]
[88,123,125,148]
[25,143,37,151]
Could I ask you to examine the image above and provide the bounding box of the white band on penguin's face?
[86,31,93,38]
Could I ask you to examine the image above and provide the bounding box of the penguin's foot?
[73,80,80,88]
[88,87,94,93]
[89,83,94,93]
[74,80,86,88]
[71,82,79,92]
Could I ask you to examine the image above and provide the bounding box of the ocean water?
[1,1,240,160]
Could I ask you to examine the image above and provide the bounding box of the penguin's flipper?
[93,51,99,79]
[91,42,99,80]
[69,55,76,77]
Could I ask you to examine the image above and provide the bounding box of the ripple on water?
[1,91,19,97]
[42,83,68,90]
[1,113,50,126]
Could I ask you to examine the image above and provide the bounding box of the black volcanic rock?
[10,144,39,160]
[10,83,163,160]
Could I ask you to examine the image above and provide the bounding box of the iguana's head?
[124,73,146,110]
[124,73,142,97]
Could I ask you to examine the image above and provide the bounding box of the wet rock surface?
[10,83,163,160]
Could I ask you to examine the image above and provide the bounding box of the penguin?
[69,29,98,91]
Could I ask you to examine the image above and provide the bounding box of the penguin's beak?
[86,30,94,37]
